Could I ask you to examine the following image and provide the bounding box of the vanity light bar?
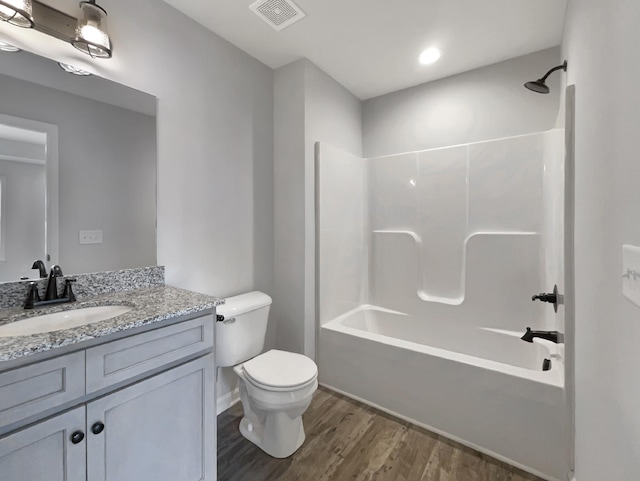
[31,0,77,43]
[2,0,112,58]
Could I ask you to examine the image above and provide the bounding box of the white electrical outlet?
[79,230,103,245]
[622,244,640,307]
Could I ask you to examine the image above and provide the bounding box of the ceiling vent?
[249,0,306,32]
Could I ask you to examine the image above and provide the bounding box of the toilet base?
[235,372,317,458]
[239,412,305,458]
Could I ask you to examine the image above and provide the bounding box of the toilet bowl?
[216,292,318,458]
[233,349,318,458]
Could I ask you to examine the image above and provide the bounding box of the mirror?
[0,48,157,282]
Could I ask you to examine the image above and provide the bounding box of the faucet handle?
[24,282,41,309]
[531,285,559,313]
[63,278,77,302]
[50,265,63,277]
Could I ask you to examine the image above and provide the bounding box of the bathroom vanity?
[0,280,222,481]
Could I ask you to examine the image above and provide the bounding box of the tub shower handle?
[532,293,556,303]
[531,285,559,313]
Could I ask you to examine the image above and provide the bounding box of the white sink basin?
[0,305,133,337]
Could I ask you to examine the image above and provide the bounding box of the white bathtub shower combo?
[316,131,569,481]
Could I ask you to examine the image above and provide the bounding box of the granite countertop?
[0,286,224,363]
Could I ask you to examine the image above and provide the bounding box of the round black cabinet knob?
[91,422,105,435]
[70,431,85,444]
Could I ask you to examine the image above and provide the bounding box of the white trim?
[216,388,240,415]
[564,85,577,475]
[319,383,566,481]
[0,154,46,165]
[0,113,58,269]
[0,176,5,261]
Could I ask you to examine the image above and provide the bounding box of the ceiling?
[163,0,568,100]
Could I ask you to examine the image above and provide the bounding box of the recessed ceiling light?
[419,47,442,65]
[0,41,20,52]
[57,62,92,76]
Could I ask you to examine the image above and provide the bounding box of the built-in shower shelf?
[417,291,464,305]
[372,230,423,243]
[371,230,540,306]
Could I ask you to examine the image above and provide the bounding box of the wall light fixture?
[0,0,112,58]
[72,0,111,58]
[0,0,34,28]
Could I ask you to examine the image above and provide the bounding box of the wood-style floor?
[217,387,545,481]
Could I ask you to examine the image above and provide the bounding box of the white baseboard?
[320,383,564,481]
[216,387,240,415]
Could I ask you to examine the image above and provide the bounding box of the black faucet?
[31,260,47,278]
[24,265,77,309]
[521,327,564,344]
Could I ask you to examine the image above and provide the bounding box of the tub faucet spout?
[521,328,564,344]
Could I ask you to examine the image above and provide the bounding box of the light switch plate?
[79,230,103,245]
[622,244,640,307]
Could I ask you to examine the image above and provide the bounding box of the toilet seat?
[244,373,317,393]
[242,349,318,391]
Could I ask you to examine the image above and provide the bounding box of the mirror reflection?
[0,48,157,283]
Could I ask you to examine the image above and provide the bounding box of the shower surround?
[317,130,568,481]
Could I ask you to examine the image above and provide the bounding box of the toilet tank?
[215,291,272,367]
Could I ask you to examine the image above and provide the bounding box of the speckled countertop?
[0,286,224,363]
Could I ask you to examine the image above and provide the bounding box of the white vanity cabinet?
[0,312,216,481]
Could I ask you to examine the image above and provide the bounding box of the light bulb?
[419,48,442,65]
[80,24,107,45]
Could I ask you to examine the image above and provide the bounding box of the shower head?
[524,79,550,94]
[524,61,568,94]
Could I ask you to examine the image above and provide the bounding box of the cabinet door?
[0,406,86,481]
[87,355,215,481]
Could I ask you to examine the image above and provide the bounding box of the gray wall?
[0,0,275,299]
[0,160,45,281]
[0,73,156,275]
[273,59,362,359]
[362,47,562,157]
[273,60,306,356]
[0,0,275,408]
[562,0,640,479]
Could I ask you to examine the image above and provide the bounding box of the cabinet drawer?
[86,315,214,393]
[0,351,85,428]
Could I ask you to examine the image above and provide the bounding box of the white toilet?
[216,291,318,458]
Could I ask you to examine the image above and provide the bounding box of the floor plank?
[217,387,546,481]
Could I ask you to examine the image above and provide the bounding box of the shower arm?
[539,61,568,82]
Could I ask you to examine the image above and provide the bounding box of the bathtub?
[319,305,569,481]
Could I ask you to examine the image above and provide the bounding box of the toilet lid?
[243,350,318,388]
